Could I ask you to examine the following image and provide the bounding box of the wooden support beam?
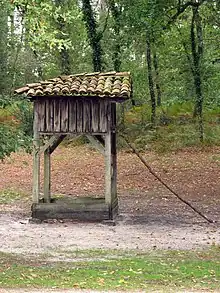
[104,103,118,219]
[95,134,105,145]
[39,135,60,155]
[86,134,105,155]
[111,103,117,206]
[43,148,51,203]
[32,101,40,204]
[40,134,82,155]
[105,131,112,215]
[49,135,66,154]
[111,131,117,205]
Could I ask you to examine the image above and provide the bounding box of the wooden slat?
[48,100,54,132]
[76,99,83,132]
[91,101,100,132]
[45,100,50,132]
[45,100,54,132]
[100,100,109,132]
[69,99,77,132]
[111,103,116,131]
[83,100,91,132]
[38,99,46,132]
[34,101,40,131]
[54,99,61,132]
[61,99,69,132]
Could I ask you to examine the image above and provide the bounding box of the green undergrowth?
[123,102,220,152]
[0,247,219,290]
[0,189,29,204]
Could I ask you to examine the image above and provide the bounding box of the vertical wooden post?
[105,131,112,215]
[32,101,40,203]
[104,102,118,219]
[111,131,117,207]
[44,148,51,203]
[111,103,117,210]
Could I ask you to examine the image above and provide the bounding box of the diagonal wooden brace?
[86,134,105,155]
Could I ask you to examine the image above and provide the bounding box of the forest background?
[1,0,220,160]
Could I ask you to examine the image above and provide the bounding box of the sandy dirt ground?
[0,146,220,292]
[0,209,220,256]
[0,146,220,256]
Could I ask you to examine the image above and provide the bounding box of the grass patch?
[0,189,29,204]
[0,248,219,290]
[211,155,220,165]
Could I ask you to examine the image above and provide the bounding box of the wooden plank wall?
[36,98,111,133]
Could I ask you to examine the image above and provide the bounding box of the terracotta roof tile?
[14,72,132,101]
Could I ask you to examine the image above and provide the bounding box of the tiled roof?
[15,71,131,100]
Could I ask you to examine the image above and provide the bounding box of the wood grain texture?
[38,99,46,132]
[31,197,109,220]
[105,132,112,207]
[43,149,51,203]
[76,99,83,132]
[83,100,91,132]
[54,99,61,132]
[91,101,100,132]
[61,99,69,132]
[32,101,40,204]
[36,98,111,134]
[69,99,77,132]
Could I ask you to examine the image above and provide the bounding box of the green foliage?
[0,125,20,160]
[0,0,220,157]
[13,99,33,137]
[123,101,220,152]
[0,99,33,160]
[0,123,32,160]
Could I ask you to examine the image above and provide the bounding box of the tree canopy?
[1,0,220,158]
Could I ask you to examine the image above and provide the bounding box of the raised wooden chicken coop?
[15,71,132,221]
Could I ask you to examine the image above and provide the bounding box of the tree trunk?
[54,0,71,75]
[108,0,121,72]
[146,36,156,126]
[153,46,162,107]
[81,0,103,72]
[191,6,204,141]
[0,1,9,96]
